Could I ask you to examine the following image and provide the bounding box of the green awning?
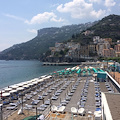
[77,69,81,74]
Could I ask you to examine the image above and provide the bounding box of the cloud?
[50,17,64,22]
[90,9,106,18]
[89,0,101,3]
[3,13,25,21]
[27,29,37,34]
[57,0,106,19]
[104,0,116,7]
[25,12,64,24]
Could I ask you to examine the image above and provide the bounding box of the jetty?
[42,62,81,66]
[42,61,101,66]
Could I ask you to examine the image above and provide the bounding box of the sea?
[0,60,71,89]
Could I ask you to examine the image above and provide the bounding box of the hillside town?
[46,35,120,62]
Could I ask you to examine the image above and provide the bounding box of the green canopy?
[99,69,104,72]
[77,69,81,74]
[82,71,86,76]
[92,68,98,73]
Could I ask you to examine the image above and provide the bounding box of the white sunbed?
[71,107,77,114]
[24,104,33,110]
[9,102,18,106]
[37,114,45,120]
[78,108,85,116]
[57,106,65,113]
[6,106,17,110]
[94,111,102,120]
[51,105,57,112]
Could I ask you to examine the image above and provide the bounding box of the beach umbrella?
[2,92,10,97]
[76,67,79,70]
[23,85,29,88]
[31,78,38,82]
[28,83,34,86]
[45,75,52,79]
[32,81,38,85]
[4,87,12,92]
[83,71,86,76]
[26,81,32,84]
[71,66,76,70]
[87,68,91,71]
[38,79,44,82]
[92,68,98,73]
[17,83,25,87]
[10,85,19,89]
[77,69,81,74]
[10,89,18,94]
[59,73,63,75]
[66,68,71,71]
[40,75,47,78]
[16,87,24,91]
[99,69,104,72]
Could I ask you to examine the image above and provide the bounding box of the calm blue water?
[0,60,70,89]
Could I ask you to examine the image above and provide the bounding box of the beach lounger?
[31,99,40,105]
[37,104,47,111]
[25,104,33,110]
[57,106,65,113]
[3,100,10,105]
[38,95,44,100]
[71,107,77,114]
[78,108,85,116]
[25,94,32,100]
[51,95,58,100]
[6,106,17,110]
[42,92,48,96]
[94,110,102,120]
[9,102,18,106]
[51,105,57,112]
[44,99,50,105]
[37,114,45,120]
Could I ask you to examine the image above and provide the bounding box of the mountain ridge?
[1,14,120,60]
[0,22,96,60]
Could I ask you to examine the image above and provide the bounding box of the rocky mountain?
[0,22,96,60]
[72,14,120,45]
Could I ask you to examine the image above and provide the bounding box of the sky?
[0,0,120,51]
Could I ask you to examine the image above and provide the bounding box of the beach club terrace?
[0,63,120,120]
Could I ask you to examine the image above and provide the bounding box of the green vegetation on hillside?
[0,22,95,60]
[72,14,120,44]
[0,14,120,60]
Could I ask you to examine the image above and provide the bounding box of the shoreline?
[0,63,120,120]
[0,60,71,89]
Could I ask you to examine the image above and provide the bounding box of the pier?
[42,62,101,66]
[42,62,81,66]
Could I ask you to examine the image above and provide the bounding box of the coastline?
[0,62,120,120]
[0,60,71,89]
